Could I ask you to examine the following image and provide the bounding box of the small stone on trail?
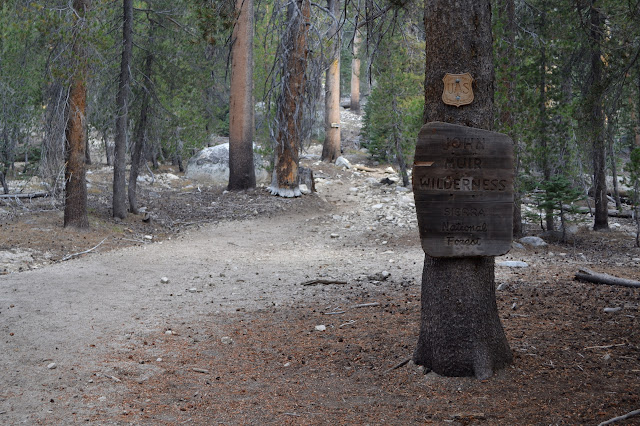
[497,283,507,291]
[165,330,174,335]
[144,235,153,240]
[160,277,170,284]
[330,233,340,239]
[315,325,327,331]
[604,307,622,313]
[156,358,162,362]
[47,363,57,370]
[221,336,233,345]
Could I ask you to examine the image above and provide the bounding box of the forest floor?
[1,121,640,424]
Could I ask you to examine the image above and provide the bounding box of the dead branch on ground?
[575,268,640,288]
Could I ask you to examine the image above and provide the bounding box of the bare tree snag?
[269,0,311,197]
[113,0,133,219]
[350,28,361,113]
[413,0,512,380]
[64,0,90,229]
[321,0,341,163]
[575,268,640,288]
[228,0,256,191]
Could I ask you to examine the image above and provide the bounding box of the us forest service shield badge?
[442,73,474,107]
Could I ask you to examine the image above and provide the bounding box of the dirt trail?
[0,174,424,424]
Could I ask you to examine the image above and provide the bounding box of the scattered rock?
[497,261,529,268]
[47,363,57,370]
[315,325,327,331]
[221,336,233,345]
[335,156,351,169]
[604,307,622,313]
[519,236,548,247]
[299,184,311,195]
[160,277,170,284]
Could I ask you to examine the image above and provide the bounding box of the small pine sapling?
[534,175,585,241]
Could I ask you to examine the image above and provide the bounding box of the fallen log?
[575,268,640,288]
[0,192,49,199]
[572,206,633,218]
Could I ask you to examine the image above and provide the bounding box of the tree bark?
[64,0,90,229]
[321,0,341,163]
[589,1,608,230]
[269,0,310,197]
[415,0,512,379]
[228,0,256,191]
[113,0,133,219]
[350,28,361,113]
[128,20,154,215]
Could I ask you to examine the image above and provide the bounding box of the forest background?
[1,0,640,236]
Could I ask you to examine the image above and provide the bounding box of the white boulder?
[186,142,270,185]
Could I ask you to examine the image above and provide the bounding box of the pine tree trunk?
[113,0,133,219]
[64,0,89,229]
[415,0,512,379]
[590,1,608,230]
[128,22,154,215]
[269,0,310,197]
[321,0,341,163]
[228,0,256,191]
[350,28,361,113]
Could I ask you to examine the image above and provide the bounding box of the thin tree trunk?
[606,120,622,210]
[269,0,310,197]
[321,0,341,163]
[0,171,7,194]
[113,0,133,219]
[128,21,154,215]
[350,27,361,113]
[538,1,554,232]
[416,0,512,379]
[390,71,409,187]
[64,0,90,229]
[590,1,608,230]
[498,0,522,238]
[228,0,256,190]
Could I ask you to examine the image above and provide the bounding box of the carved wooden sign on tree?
[412,122,514,257]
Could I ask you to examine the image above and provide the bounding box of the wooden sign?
[412,122,514,257]
[442,73,474,107]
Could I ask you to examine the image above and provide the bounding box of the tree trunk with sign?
[413,0,512,379]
